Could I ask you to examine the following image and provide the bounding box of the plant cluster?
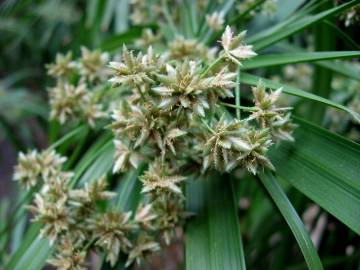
[46,48,110,126]
[14,20,296,270]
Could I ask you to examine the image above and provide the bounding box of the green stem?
[220,102,257,112]
[201,119,215,134]
[200,56,224,78]
[235,67,241,119]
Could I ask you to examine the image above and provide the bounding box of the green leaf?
[12,236,52,270]
[70,137,113,187]
[242,51,360,70]
[249,0,360,50]
[275,43,360,81]
[76,141,114,187]
[269,117,360,235]
[115,166,144,211]
[186,174,246,270]
[5,223,50,270]
[49,125,88,150]
[309,5,334,124]
[240,73,360,123]
[258,171,323,270]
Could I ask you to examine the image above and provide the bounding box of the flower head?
[92,210,136,266]
[230,128,274,174]
[48,238,87,270]
[27,194,73,244]
[250,80,295,140]
[13,150,67,189]
[152,194,187,245]
[113,140,143,173]
[125,233,160,267]
[154,61,236,119]
[79,47,109,81]
[203,117,251,172]
[206,11,224,31]
[47,52,76,79]
[135,203,157,230]
[140,160,186,196]
[109,46,161,88]
[48,83,87,124]
[220,26,257,65]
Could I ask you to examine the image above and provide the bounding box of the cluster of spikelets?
[14,25,296,269]
[109,26,293,177]
[14,150,185,268]
[46,47,109,126]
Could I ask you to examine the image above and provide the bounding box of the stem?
[200,56,224,78]
[220,102,257,112]
[201,119,215,134]
[235,67,241,119]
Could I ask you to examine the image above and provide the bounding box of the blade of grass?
[269,117,360,235]
[240,73,360,123]
[186,173,246,270]
[258,171,323,270]
[242,51,360,70]
[276,43,360,81]
[76,141,114,186]
[249,0,360,50]
[309,6,334,124]
[48,125,87,150]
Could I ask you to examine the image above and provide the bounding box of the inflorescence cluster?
[14,24,295,269]
[46,47,109,126]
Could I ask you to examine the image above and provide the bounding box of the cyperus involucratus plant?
[8,1,360,270]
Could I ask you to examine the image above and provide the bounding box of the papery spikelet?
[220,26,257,65]
[91,210,136,266]
[125,233,160,267]
[140,160,186,195]
[46,52,76,79]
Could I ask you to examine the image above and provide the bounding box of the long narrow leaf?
[249,0,360,50]
[269,117,360,235]
[242,51,360,70]
[186,174,246,270]
[259,171,323,270]
[276,43,360,81]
